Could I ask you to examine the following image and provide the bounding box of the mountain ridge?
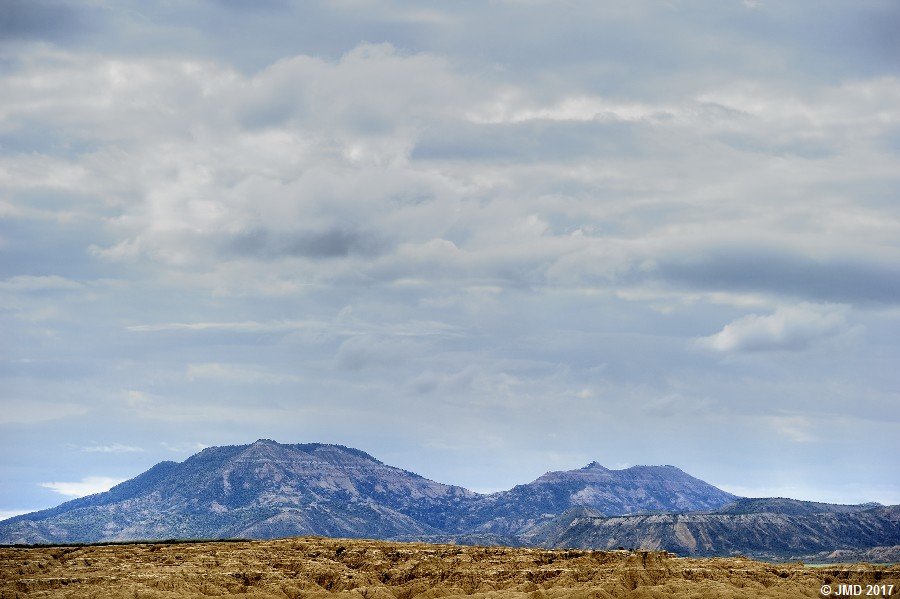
[536,503,900,559]
[1,439,895,560]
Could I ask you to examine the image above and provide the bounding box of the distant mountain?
[453,462,738,536]
[1,440,894,560]
[0,440,474,544]
[535,499,900,559]
[711,497,882,516]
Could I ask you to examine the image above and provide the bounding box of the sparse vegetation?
[1,536,897,598]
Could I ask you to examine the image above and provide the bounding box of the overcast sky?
[1,0,899,519]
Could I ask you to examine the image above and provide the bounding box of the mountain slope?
[536,501,900,558]
[0,440,475,544]
[3,440,892,559]
[453,462,738,536]
[712,497,882,516]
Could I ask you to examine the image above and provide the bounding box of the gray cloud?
[225,227,385,260]
[653,246,900,305]
[412,120,647,162]
[0,0,94,44]
[1,0,899,512]
[212,0,289,13]
[335,335,423,371]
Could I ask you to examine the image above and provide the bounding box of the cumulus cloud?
[5,42,899,304]
[697,304,850,352]
[40,476,125,498]
[2,0,900,511]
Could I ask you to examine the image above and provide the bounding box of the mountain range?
[1,440,897,560]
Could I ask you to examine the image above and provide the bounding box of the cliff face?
[537,500,900,559]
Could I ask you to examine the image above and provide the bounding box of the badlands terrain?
[2,536,898,599]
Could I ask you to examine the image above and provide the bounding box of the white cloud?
[79,444,144,453]
[766,414,817,443]
[186,362,301,384]
[466,94,679,125]
[161,441,210,453]
[5,43,898,307]
[0,402,89,424]
[0,510,36,522]
[0,275,83,292]
[2,1,899,514]
[126,320,321,333]
[697,303,850,352]
[40,476,125,498]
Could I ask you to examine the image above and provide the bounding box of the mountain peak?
[582,461,609,471]
[0,441,736,545]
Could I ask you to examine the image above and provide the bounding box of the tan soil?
[1,537,897,598]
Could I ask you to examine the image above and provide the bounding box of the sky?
[1,0,899,519]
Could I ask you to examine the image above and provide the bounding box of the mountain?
[453,462,738,536]
[0,440,475,544]
[536,499,900,559]
[711,497,882,516]
[1,440,894,560]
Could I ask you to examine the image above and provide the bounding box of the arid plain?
[2,537,898,599]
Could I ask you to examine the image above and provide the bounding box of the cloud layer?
[1,0,899,510]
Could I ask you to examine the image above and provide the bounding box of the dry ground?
[1,537,897,599]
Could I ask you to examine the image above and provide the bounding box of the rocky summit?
[0,441,475,544]
[0,440,897,561]
[458,461,739,537]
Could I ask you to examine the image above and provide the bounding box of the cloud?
[0,510,36,522]
[335,334,422,371]
[224,227,386,259]
[40,476,125,498]
[0,275,83,292]
[186,362,301,384]
[79,444,144,453]
[766,414,816,443]
[697,304,849,352]
[408,366,478,395]
[0,0,95,44]
[1,1,900,511]
[161,441,210,453]
[655,245,900,305]
[0,402,89,424]
[126,320,320,333]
